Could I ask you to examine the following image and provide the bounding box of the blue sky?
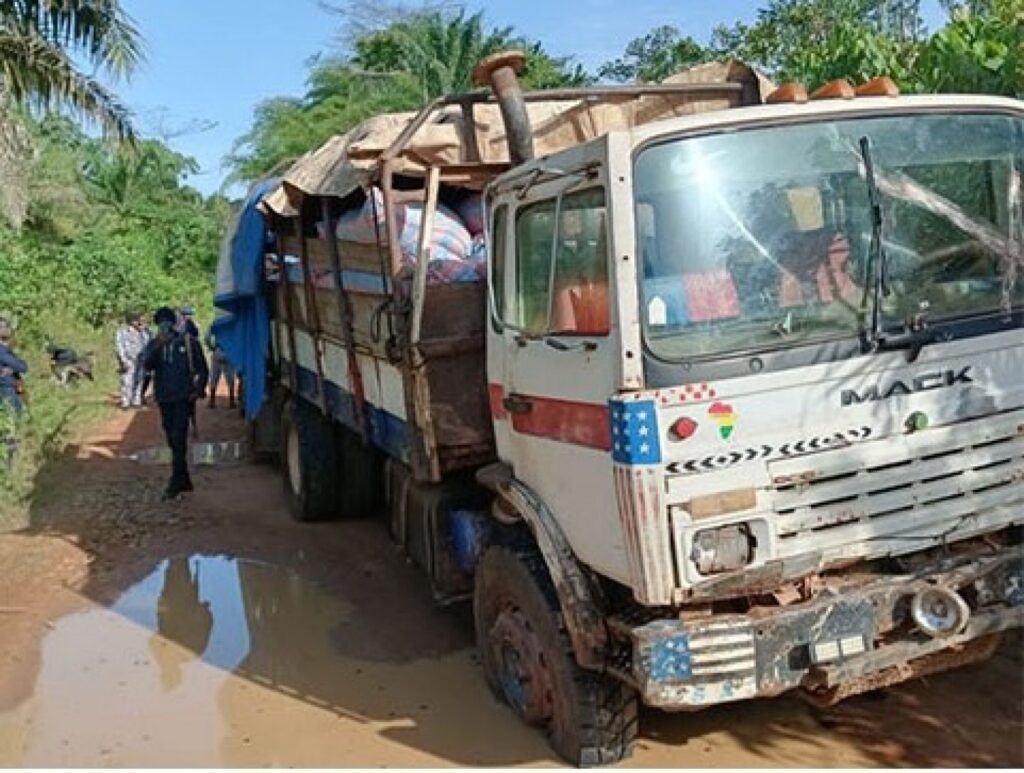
[118,0,948,196]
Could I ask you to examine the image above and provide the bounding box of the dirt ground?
[0,393,1021,767]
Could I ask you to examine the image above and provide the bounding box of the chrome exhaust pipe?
[472,50,535,166]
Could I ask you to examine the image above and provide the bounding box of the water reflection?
[0,555,555,766]
[127,441,248,466]
[149,558,212,690]
[118,555,346,693]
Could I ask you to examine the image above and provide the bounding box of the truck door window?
[490,203,509,324]
[511,188,609,336]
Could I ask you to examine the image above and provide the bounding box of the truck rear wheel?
[280,400,339,522]
[336,427,382,518]
[474,545,638,766]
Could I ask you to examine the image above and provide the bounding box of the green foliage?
[353,9,590,97]
[916,0,1023,97]
[602,0,1021,98]
[228,7,590,185]
[0,118,227,341]
[695,0,923,85]
[0,0,141,142]
[0,114,227,523]
[599,25,713,83]
[227,65,423,186]
[0,309,119,527]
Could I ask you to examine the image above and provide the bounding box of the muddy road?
[0,399,1021,767]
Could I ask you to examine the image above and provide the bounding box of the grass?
[0,313,119,532]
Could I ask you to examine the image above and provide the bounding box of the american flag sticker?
[610,399,662,465]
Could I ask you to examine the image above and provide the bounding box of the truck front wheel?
[473,545,638,766]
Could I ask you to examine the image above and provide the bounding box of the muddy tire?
[280,399,338,522]
[474,545,638,766]
[336,428,383,519]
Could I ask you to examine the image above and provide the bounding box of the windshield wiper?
[858,135,890,352]
[857,136,935,362]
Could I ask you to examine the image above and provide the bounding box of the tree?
[0,113,228,334]
[707,0,917,84]
[0,0,141,140]
[81,140,201,214]
[228,7,589,185]
[917,0,1023,96]
[703,0,1020,96]
[0,1,141,226]
[226,62,423,186]
[598,26,711,83]
[353,9,588,98]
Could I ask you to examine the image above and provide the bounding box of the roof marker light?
[810,79,856,100]
[855,76,901,97]
[766,83,808,104]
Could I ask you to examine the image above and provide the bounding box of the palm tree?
[353,9,588,102]
[0,0,142,140]
[0,0,140,224]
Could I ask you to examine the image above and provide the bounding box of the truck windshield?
[635,112,1024,361]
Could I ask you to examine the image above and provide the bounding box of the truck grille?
[766,410,1024,556]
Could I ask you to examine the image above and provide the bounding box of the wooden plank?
[411,166,440,348]
[322,197,369,441]
[275,231,300,394]
[299,225,329,412]
[305,236,391,276]
[420,283,486,341]
[409,167,442,481]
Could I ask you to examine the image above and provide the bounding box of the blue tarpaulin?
[211,179,278,421]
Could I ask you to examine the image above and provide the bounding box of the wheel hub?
[490,606,554,725]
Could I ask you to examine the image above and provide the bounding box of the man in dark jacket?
[143,307,209,500]
[0,318,27,471]
[0,317,27,416]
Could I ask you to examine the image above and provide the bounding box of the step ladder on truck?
[241,52,1023,765]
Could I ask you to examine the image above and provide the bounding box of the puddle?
[0,555,556,767]
[0,556,883,767]
[127,440,248,466]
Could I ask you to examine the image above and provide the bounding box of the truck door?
[488,167,627,580]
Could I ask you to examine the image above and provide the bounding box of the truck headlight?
[691,524,756,575]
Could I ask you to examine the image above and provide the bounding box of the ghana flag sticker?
[708,402,736,439]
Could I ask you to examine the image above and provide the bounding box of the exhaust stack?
[472,50,535,166]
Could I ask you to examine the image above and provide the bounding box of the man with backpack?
[143,307,209,500]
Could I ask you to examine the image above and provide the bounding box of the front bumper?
[630,545,1024,709]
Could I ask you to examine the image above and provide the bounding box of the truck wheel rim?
[490,606,554,725]
[286,424,302,497]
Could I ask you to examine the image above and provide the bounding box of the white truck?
[230,53,1023,765]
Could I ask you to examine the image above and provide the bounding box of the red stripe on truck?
[489,384,611,451]
[489,383,508,420]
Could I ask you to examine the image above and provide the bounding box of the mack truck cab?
[475,77,1022,763]
[236,54,1023,766]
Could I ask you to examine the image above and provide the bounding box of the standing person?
[179,306,201,436]
[114,312,148,409]
[136,320,154,405]
[179,305,200,339]
[0,318,27,413]
[0,318,27,470]
[144,307,209,500]
[204,330,236,409]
